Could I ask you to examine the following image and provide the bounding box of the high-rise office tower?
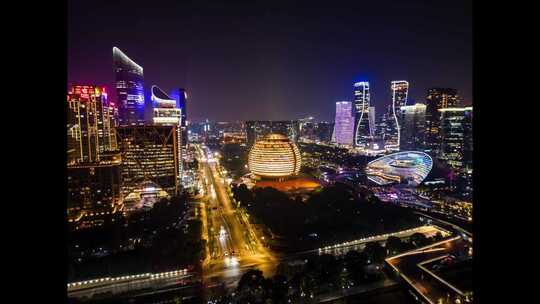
[438,107,472,171]
[113,47,145,126]
[116,125,180,198]
[151,85,183,184]
[245,121,299,148]
[385,80,409,150]
[170,88,188,148]
[67,85,117,165]
[353,81,371,148]
[378,105,391,140]
[399,103,426,150]
[425,88,460,155]
[334,101,354,145]
[368,106,376,138]
[463,108,473,172]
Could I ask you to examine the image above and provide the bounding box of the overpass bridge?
[67,269,197,300]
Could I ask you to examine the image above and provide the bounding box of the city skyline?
[68,0,472,122]
[67,2,473,302]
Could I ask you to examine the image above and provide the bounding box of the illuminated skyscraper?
[116,125,179,198]
[151,85,183,185]
[385,80,409,150]
[170,88,189,148]
[438,107,472,171]
[399,103,426,150]
[113,47,145,126]
[368,106,376,138]
[334,101,354,145]
[353,81,371,148]
[425,88,460,155]
[67,85,116,164]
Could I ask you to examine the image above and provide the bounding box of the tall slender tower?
[368,106,376,138]
[353,81,371,148]
[386,80,409,150]
[113,47,145,126]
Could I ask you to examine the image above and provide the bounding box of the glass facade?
[424,88,460,155]
[113,47,145,126]
[116,125,179,199]
[399,103,426,151]
[334,101,354,145]
[151,85,183,185]
[438,107,472,171]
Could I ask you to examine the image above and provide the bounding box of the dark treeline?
[232,183,422,251]
[214,230,443,304]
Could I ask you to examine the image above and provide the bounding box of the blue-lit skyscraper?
[113,47,145,126]
[170,88,188,148]
[334,101,354,145]
[353,81,371,148]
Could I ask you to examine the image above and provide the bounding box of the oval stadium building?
[248,134,301,179]
[365,151,433,186]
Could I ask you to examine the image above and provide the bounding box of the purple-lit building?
[334,101,354,145]
[113,47,145,126]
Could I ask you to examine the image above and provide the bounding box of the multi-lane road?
[195,145,277,289]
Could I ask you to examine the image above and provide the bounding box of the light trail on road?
[195,144,277,290]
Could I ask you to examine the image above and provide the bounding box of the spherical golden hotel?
[248,134,301,178]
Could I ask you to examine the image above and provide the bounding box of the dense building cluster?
[67,47,193,228]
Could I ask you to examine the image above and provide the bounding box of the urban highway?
[195,144,277,289]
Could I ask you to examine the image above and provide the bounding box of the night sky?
[68,0,472,122]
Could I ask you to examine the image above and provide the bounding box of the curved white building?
[248,134,301,178]
[152,85,181,125]
[366,151,433,186]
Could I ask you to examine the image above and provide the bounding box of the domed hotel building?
[248,134,301,179]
